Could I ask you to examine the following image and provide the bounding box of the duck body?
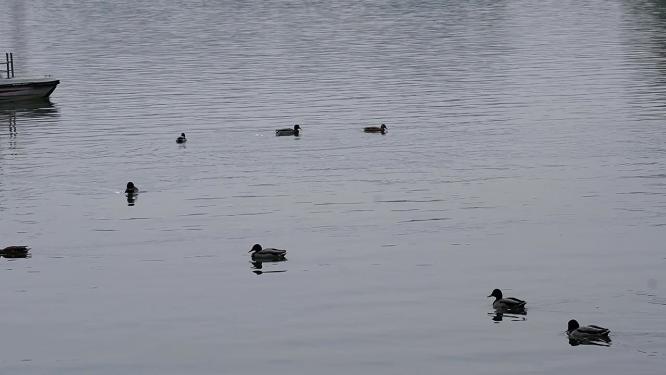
[488,288,526,312]
[364,124,387,133]
[176,133,187,144]
[276,125,301,136]
[567,319,610,341]
[249,244,287,261]
[125,182,139,194]
[0,246,30,258]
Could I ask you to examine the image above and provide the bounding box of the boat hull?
[0,78,60,102]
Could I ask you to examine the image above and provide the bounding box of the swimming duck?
[125,182,139,194]
[176,133,187,144]
[0,246,30,258]
[364,124,387,133]
[567,319,610,341]
[249,244,287,260]
[275,124,301,136]
[487,289,526,311]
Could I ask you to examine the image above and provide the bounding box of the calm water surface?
[1,0,666,374]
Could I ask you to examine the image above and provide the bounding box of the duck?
[363,124,387,133]
[0,246,30,258]
[125,182,139,194]
[249,244,287,261]
[567,319,610,341]
[487,289,526,312]
[275,124,301,136]
[176,133,187,144]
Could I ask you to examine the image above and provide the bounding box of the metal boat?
[0,77,60,101]
[1,52,59,102]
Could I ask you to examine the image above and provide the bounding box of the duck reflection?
[489,311,526,323]
[126,193,137,206]
[0,253,31,259]
[568,336,612,347]
[251,260,287,275]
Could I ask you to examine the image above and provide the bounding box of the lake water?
[1,0,666,373]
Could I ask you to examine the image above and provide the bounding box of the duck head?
[380,124,387,131]
[125,182,136,193]
[249,244,263,253]
[567,319,580,332]
[181,133,186,137]
[294,125,301,131]
[487,289,503,299]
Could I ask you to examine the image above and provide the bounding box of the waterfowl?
[364,124,387,133]
[176,133,187,144]
[275,124,301,136]
[0,246,30,258]
[487,289,526,312]
[249,244,287,260]
[125,182,139,194]
[567,319,610,341]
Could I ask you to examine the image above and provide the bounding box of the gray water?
[1,0,666,373]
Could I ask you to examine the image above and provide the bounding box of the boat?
[1,53,59,102]
[0,77,60,101]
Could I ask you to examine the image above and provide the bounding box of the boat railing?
[3,52,15,79]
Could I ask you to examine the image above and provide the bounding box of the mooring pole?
[4,53,8,79]
[9,52,14,77]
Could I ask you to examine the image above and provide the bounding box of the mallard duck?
[0,246,30,258]
[567,319,610,341]
[249,244,287,260]
[363,124,387,133]
[487,289,526,311]
[275,124,301,136]
[125,182,139,194]
[176,133,187,144]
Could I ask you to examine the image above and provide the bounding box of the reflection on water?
[251,260,287,275]
[7,111,16,149]
[489,311,527,323]
[126,192,137,206]
[0,253,31,259]
[0,98,58,118]
[569,336,612,347]
[1,99,58,150]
